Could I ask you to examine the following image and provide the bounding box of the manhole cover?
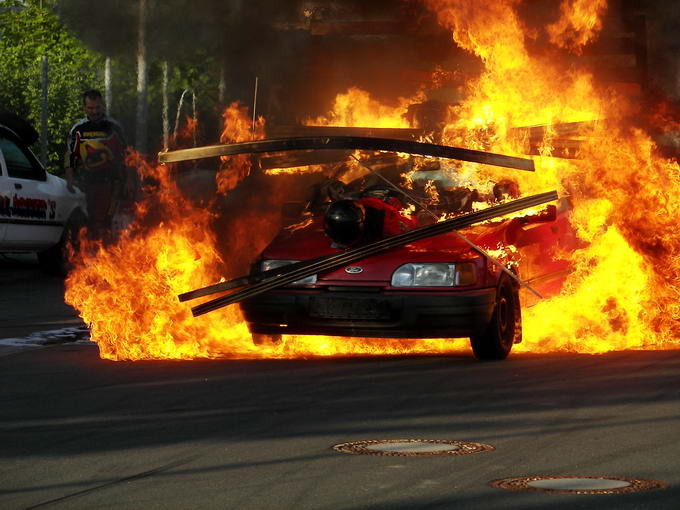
[333,439,494,457]
[489,476,669,494]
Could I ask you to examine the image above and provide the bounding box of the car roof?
[0,111,39,146]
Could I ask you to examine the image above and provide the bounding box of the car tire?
[252,333,282,346]
[38,216,83,277]
[470,275,521,360]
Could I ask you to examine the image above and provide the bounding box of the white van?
[0,112,87,275]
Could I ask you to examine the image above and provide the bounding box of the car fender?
[42,172,87,227]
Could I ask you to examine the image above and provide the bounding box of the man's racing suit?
[66,116,126,236]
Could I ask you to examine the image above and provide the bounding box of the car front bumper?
[241,287,496,339]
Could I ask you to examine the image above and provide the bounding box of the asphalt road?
[0,254,83,344]
[1,257,679,509]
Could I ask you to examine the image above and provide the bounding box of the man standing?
[65,89,132,238]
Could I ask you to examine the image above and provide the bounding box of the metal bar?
[178,253,331,302]
[40,55,48,167]
[135,0,148,154]
[252,76,259,133]
[191,191,557,316]
[105,57,112,116]
[158,136,536,172]
[162,61,169,151]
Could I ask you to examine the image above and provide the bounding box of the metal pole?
[104,57,112,116]
[191,89,197,148]
[251,76,258,134]
[218,63,226,106]
[173,88,190,139]
[40,55,48,167]
[162,61,169,151]
[135,0,148,154]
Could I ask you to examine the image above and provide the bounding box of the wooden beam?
[159,136,535,172]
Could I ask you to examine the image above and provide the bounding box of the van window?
[0,137,46,181]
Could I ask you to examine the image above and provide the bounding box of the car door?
[0,132,61,250]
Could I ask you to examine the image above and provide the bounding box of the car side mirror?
[520,204,557,225]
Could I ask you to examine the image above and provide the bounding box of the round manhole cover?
[333,439,494,457]
[489,476,669,494]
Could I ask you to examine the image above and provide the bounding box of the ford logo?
[345,266,363,274]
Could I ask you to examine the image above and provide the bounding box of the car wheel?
[38,235,68,276]
[252,333,282,346]
[38,218,83,277]
[470,275,521,360]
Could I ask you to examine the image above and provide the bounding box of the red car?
[233,139,576,360]
[163,136,575,360]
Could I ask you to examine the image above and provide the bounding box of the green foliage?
[95,54,224,157]
[0,0,228,167]
[0,0,103,173]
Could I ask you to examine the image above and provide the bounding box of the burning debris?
[65,0,680,360]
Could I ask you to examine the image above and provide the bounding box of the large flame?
[65,0,679,360]
[424,0,679,352]
[307,87,420,128]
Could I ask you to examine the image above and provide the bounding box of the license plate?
[309,297,390,320]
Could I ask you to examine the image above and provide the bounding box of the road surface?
[1,256,678,509]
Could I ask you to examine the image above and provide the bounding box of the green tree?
[0,0,103,173]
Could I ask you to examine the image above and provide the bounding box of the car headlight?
[391,262,476,287]
[261,259,317,285]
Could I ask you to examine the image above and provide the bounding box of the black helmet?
[324,199,365,246]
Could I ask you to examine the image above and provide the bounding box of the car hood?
[261,216,509,283]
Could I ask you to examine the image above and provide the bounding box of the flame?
[547,0,607,54]
[65,0,679,360]
[307,86,422,128]
[65,120,464,360]
[423,0,680,353]
[264,164,326,176]
[215,102,266,194]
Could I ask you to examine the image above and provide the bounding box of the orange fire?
[307,87,420,128]
[547,0,607,54]
[215,102,266,194]
[65,0,679,360]
[64,119,463,360]
[424,0,679,353]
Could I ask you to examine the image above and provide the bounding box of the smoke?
[54,0,465,121]
[645,0,680,100]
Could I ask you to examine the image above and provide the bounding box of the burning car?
[164,136,571,360]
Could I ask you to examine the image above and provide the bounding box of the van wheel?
[38,220,82,277]
[470,275,521,360]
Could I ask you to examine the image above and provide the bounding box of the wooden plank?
[158,136,535,172]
